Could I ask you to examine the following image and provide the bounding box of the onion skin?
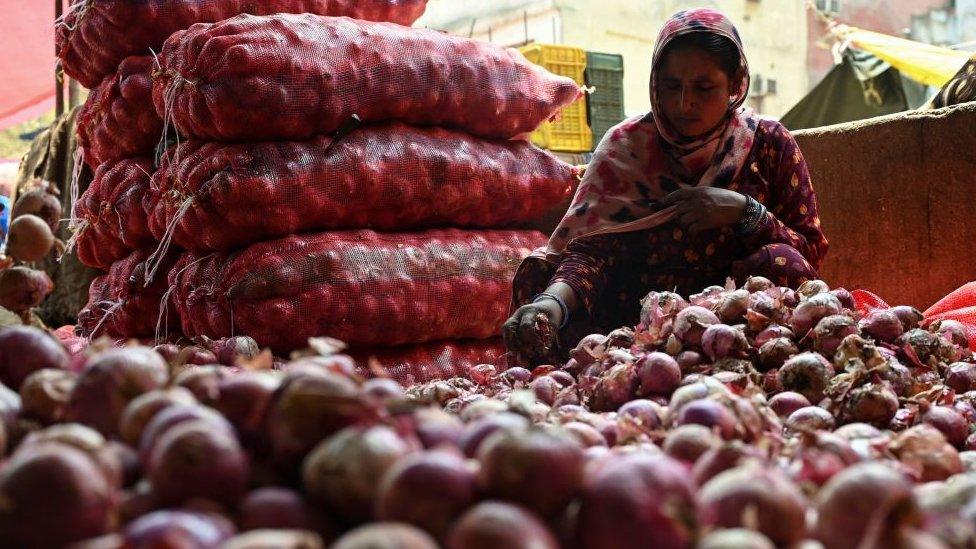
[786,406,836,432]
[6,214,55,262]
[889,425,964,482]
[446,502,557,549]
[701,324,749,362]
[223,530,326,549]
[812,315,858,356]
[789,293,842,336]
[839,382,899,428]
[758,337,799,371]
[0,326,69,390]
[12,189,61,232]
[0,266,54,317]
[946,362,976,393]
[778,352,834,404]
[673,306,720,348]
[20,368,76,424]
[692,442,762,486]
[137,404,234,465]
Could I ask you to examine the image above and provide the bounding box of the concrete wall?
[793,102,976,309]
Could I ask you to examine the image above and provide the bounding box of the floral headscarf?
[538,8,760,261]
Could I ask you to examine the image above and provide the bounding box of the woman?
[503,8,829,363]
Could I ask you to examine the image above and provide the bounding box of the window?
[766,78,778,95]
[816,0,841,14]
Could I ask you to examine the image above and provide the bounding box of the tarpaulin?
[0,1,56,130]
[834,24,971,88]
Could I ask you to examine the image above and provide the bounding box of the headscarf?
[537,8,760,262]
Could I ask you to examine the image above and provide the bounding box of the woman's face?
[655,46,736,138]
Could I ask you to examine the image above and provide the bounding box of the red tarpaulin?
[0,1,56,130]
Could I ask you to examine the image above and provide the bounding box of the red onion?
[830,288,856,310]
[362,378,406,402]
[762,369,783,394]
[698,529,775,549]
[530,375,560,406]
[570,334,609,367]
[889,425,964,482]
[698,465,808,545]
[283,354,358,379]
[754,324,794,347]
[376,449,478,539]
[6,215,54,262]
[946,362,976,393]
[413,407,464,450]
[173,365,229,406]
[692,442,762,486]
[789,293,842,336]
[549,370,575,387]
[589,363,639,412]
[797,280,831,299]
[675,399,737,439]
[859,310,905,344]
[0,444,115,546]
[138,404,234,465]
[786,406,836,432]
[212,371,280,450]
[223,530,326,549]
[744,276,775,293]
[12,188,61,232]
[605,327,636,349]
[768,391,811,418]
[756,337,798,372]
[118,481,158,525]
[618,399,663,430]
[213,336,260,366]
[110,440,140,488]
[123,510,236,548]
[478,426,584,517]
[178,346,219,366]
[68,346,169,437]
[152,344,181,365]
[900,328,963,366]
[813,463,920,549]
[675,350,706,373]
[578,453,697,549]
[502,366,533,385]
[0,326,69,390]
[19,368,76,424]
[303,424,420,523]
[922,406,969,448]
[19,424,124,489]
[839,382,899,427]
[673,306,720,348]
[878,359,912,397]
[119,387,197,446]
[0,266,54,318]
[701,324,749,361]
[635,352,681,397]
[148,420,250,507]
[714,289,750,324]
[446,502,558,549]
[777,352,834,404]
[563,421,607,447]
[663,423,721,463]
[813,315,858,356]
[888,306,924,332]
[932,319,970,349]
[668,377,729,416]
[459,412,529,457]
[239,487,316,531]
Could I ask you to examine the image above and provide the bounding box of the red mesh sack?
[76,56,162,169]
[153,13,582,142]
[77,247,180,339]
[73,157,157,270]
[57,0,430,88]
[852,289,891,316]
[170,229,546,353]
[923,282,976,350]
[351,339,507,387]
[145,123,575,252]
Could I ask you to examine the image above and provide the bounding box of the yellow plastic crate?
[519,44,593,153]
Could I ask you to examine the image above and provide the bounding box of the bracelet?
[733,196,767,236]
[533,293,569,329]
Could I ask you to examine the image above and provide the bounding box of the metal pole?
[55,0,65,116]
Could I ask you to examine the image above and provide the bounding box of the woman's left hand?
[660,187,748,235]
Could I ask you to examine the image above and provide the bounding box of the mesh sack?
[170,229,547,353]
[76,56,162,169]
[351,339,507,387]
[77,247,179,339]
[923,282,976,351]
[852,289,891,316]
[153,13,582,142]
[73,157,157,270]
[145,122,576,252]
[56,0,430,88]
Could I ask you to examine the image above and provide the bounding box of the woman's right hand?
[502,299,563,362]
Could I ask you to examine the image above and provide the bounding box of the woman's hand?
[502,299,562,362]
[661,187,748,235]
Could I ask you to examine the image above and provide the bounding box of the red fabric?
[145,123,576,252]
[0,1,55,130]
[852,289,891,316]
[74,157,157,270]
[170,229,547,353]
[923,282,976,351]
[77,56,162,169]
[153,13,582,143]
[57,0,430,88]
[77,247,180,340]
[352,339,508,387]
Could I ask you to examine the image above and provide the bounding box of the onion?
[68,346,169,437]
[814,463,920,549]
[698,529,775,549]
[635,352,681,397]
[744,276,775,293]
[362,378,406,402]
[563,421,607,447]
[19,423,123,488]
[502,367,532,385]
[887,306,924,332]
[900,328,963,367]
[789,293,842,336]
[119,387,197,446]
[110,440,140,488]
[173,365,229,405]
[692,441,762,486]
[668,377,729,416]
[459,412,529,457]
[148,420,250,507]
[478,426,584,517]
[376,449,478,539]
[839,382,899,427]
[932,319,970,349]
[675,399,737,439]
[446,502,558,549]
[303,424,420,523]
[830,288,856,310]
[212,336,260,366]
[589,363,639,412]
[19,368,75,424]
[701,324,749,362]
[755,337,797,372]
[213,372,280,451]
[152,343,181,365]
[530,375,560,406]
[6,214,55,262]
[138,404,234,465]
[714,289,750,324]
[922,406,969,448]
[618,399,663,430]
[578,453,696,549]
[786,406,836,432]
[412,407,464,450]
[889,425,964,482]
[673,306,720,347]
[178,346,219,366]
[123,510,236,548]
[778,352,834,404]
[12,189,61,232]
[570,335,609,367]
[812,315,857,356]
[859,310,905,344]
[605,327,635,349]
[754,324,794,347]
[675,350,706,373]
[768,391,811,418]
[762,369,783,394]
[663,423,721,463]
[698,465,808,545]
[549,370,575,387]
[0,443,115,546]
[118,481,158,525]
[0,266,54,317]
[0,326,69,390]
[239,487,316,532]
[797,280,831,300]
[265,371,369,472]
[946,362,976,393]
[223,530,326,549]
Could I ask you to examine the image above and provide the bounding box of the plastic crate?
[585,52,625,150]
[519,44,592,152]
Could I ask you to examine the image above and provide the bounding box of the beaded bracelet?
[533,292,569,329]
[733,196,767,236]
